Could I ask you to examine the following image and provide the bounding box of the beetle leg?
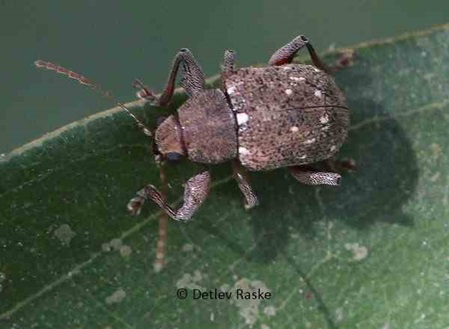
[222,50,237,74]
[269,35,329,73]
[133,79,158,102]
[159,49,206,107]
[134,49,205,107]
[222,49,237,89]
[232,160,259,210]
[289,166,341,186]
[127,171,211,222]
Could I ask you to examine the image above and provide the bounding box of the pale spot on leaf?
[54,224,76,246]
[105,288,126,304]
[345,243,369,261]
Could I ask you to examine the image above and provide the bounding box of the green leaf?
[1,24,449,328]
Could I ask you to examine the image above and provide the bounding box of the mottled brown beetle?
[36,35,349,223]
[127,35,349,221]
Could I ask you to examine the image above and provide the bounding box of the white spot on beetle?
[227,86,237,94]
[236,113,249,125]
[285,89,293,96]
[239,147,250,155]
[330,145,337,152]
[320,114,329,124]
[313,67,321,72]
[304,138,316,145]
[314,90,322,98]
[299,155,307,159]
[290,76,305,82]
[290,126,299,133]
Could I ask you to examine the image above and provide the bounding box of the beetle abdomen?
[224,64,349,171]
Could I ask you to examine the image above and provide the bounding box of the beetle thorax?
[177,89,238,164]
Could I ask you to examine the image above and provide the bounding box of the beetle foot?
[133,79,158,103]
[289,166,341,186]
[127,196,145,216]
[244,195,259,210]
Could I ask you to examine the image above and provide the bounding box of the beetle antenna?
[34,60,153,137]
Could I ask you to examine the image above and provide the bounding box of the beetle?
[127,35,349,221]
[35,34,349,223]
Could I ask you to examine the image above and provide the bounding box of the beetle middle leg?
[127,170,211,222]
[289,166,341,186]
[136,49,206,107]
[222,50,237,75]
[232,160,259,209]
[269,35,329,73]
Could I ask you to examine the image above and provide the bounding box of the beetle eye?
[165,152,182,161]
[156,116,167,127]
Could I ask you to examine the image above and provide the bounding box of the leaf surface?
[1,24,449,328]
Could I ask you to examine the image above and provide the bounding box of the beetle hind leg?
[289,166,341,186]
[128,171,211,222]
[232,160,259,209]
[269,35,329,73]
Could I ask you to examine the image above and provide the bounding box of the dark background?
[1,0,447,153]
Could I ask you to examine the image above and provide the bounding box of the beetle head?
[154,115,186,161]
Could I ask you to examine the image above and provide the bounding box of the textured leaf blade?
[1,24,449,328]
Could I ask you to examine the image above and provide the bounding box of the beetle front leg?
[136,49,206,107]
[232,160,259,209]
[269,35,329,72]
[289,166,341,186]
[127,171,211,222]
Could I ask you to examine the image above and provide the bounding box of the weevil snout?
[154,115,186,159]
